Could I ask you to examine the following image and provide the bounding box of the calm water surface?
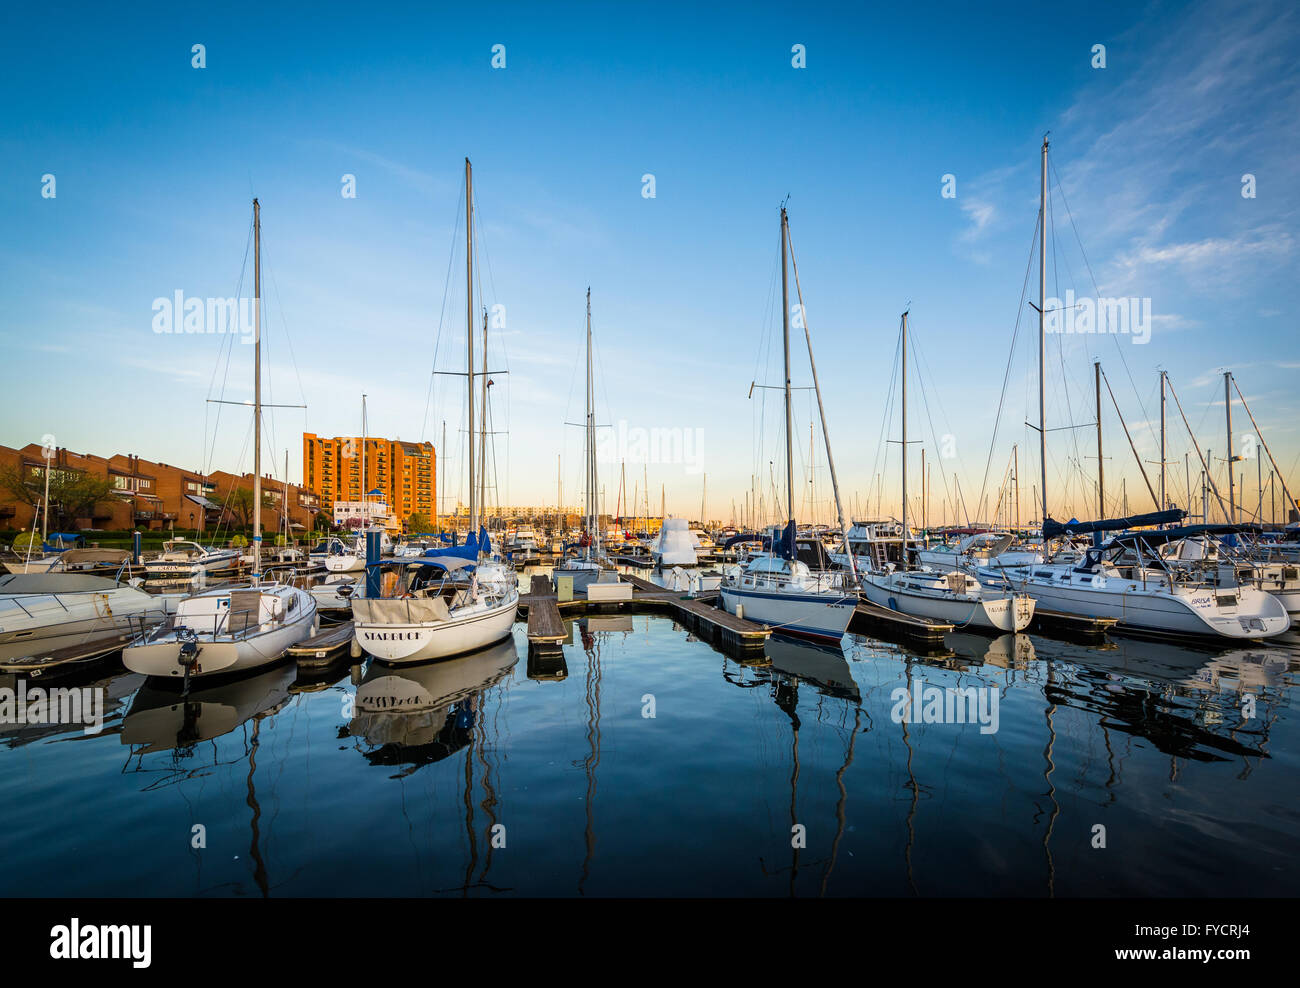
[2,590,1296,897]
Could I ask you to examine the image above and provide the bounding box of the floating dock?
[287,621,356,667]
[523,574,567,645]
[851,598,954,644]
[1030,609,1117,639]
[518,571,771,654]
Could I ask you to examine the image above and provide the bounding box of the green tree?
[313,510,333,534]
[225,487,254,529]
[0,464,116,531]
[406,511,432,533]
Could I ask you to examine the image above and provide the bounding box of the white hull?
[719,584,855,640]
[354,591,519,664]
[143,552,240,577]
[860,575,1033,632]
[0,584,179,664]
[123,589,319,679]
[324,554,366,573]
[978,570,1289,639]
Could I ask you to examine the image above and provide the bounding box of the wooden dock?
[1031,608,1117,639]
[516,570,771,654]
[524,574,567,645]
[287,621,356,667]
[851,598,953,643]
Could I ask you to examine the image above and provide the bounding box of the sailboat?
[718,206,856,642]
[974,138,1289,641]
[351,159,519,665]
[858,312,1036,632]
[124,199,319,686]
[553,288,608,594]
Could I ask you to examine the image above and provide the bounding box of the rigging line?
[258,229,308,411]
[1049,186,1084,514]
[867,323,902,502]
[1049,156,1158,454]
[976,215,1038,518]
[910,327,959,525]
[421,170,466,443]
[206,214,254,477]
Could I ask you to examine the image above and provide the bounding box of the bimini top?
[366,556,476,573]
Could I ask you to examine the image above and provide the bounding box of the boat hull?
[860,576,1034,632]
[354,594,519,665]
[123,606,318,679]
[977,571,1290,639]
[719,585,855,641]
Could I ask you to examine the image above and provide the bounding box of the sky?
[1,0,1297,526]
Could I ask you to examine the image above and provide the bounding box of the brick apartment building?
[303,433,435,531]
[0,442,321,535]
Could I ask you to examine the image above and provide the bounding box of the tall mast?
[438,420,445,532]
[780,207,794,532]
[1037,135,1049,528]
[784,217,855,575]
[1159,371,1167,513]
[465,158,477,539]
[480,306,489,523]
[901,311,909,563]
[252,197,262,585]
[585,287,595,561]
[1224,371,1235,524]
[361,393,367,526]
[283,450,289,541]
[1095,360,1104,519]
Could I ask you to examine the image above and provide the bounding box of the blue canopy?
[422,525,490,562]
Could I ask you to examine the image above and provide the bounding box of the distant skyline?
[2,0,1297,525]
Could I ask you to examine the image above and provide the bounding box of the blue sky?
[2,0,1297,525]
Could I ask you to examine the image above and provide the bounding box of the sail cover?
[1043,509,1185,539]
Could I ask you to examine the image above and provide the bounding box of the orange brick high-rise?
[302,433,435,528]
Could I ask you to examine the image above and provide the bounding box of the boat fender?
[888,596,899,612]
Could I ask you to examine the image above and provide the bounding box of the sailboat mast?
[1038,135,1049,527]
[1225,371,1235,524]
[780,207,794,530]
[1159,371,1167,512]
[480,307,489,522]
[252,197,262,585]
[465,158,477,539]
[1095,361,1103,518]
[784,218,856,574]
[585,287,594,561]
[901,311,908,559]
[361,393,367,526]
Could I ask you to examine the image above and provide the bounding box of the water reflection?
[348,637,518,768]
[122,662,295,755]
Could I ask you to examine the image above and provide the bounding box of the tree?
[225,487,254,529]
[313,510,333,533]
[406,511,432,533]
[0,464,116,531]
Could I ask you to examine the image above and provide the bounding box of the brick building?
[0,441,322,535]
[303,433,435,532]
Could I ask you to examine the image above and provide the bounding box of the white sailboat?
[124,199,318,685]
[553,288,609,594]
[719,206,856,642]
[351,158,519,664]
[975,138,1289,641]
[858,311,1035,633]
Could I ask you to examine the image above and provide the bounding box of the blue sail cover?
[423,526,490,562]
[723,522,797,558]
[1043,509,1185,539]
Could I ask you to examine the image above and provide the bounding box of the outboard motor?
[175,627,201,696]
